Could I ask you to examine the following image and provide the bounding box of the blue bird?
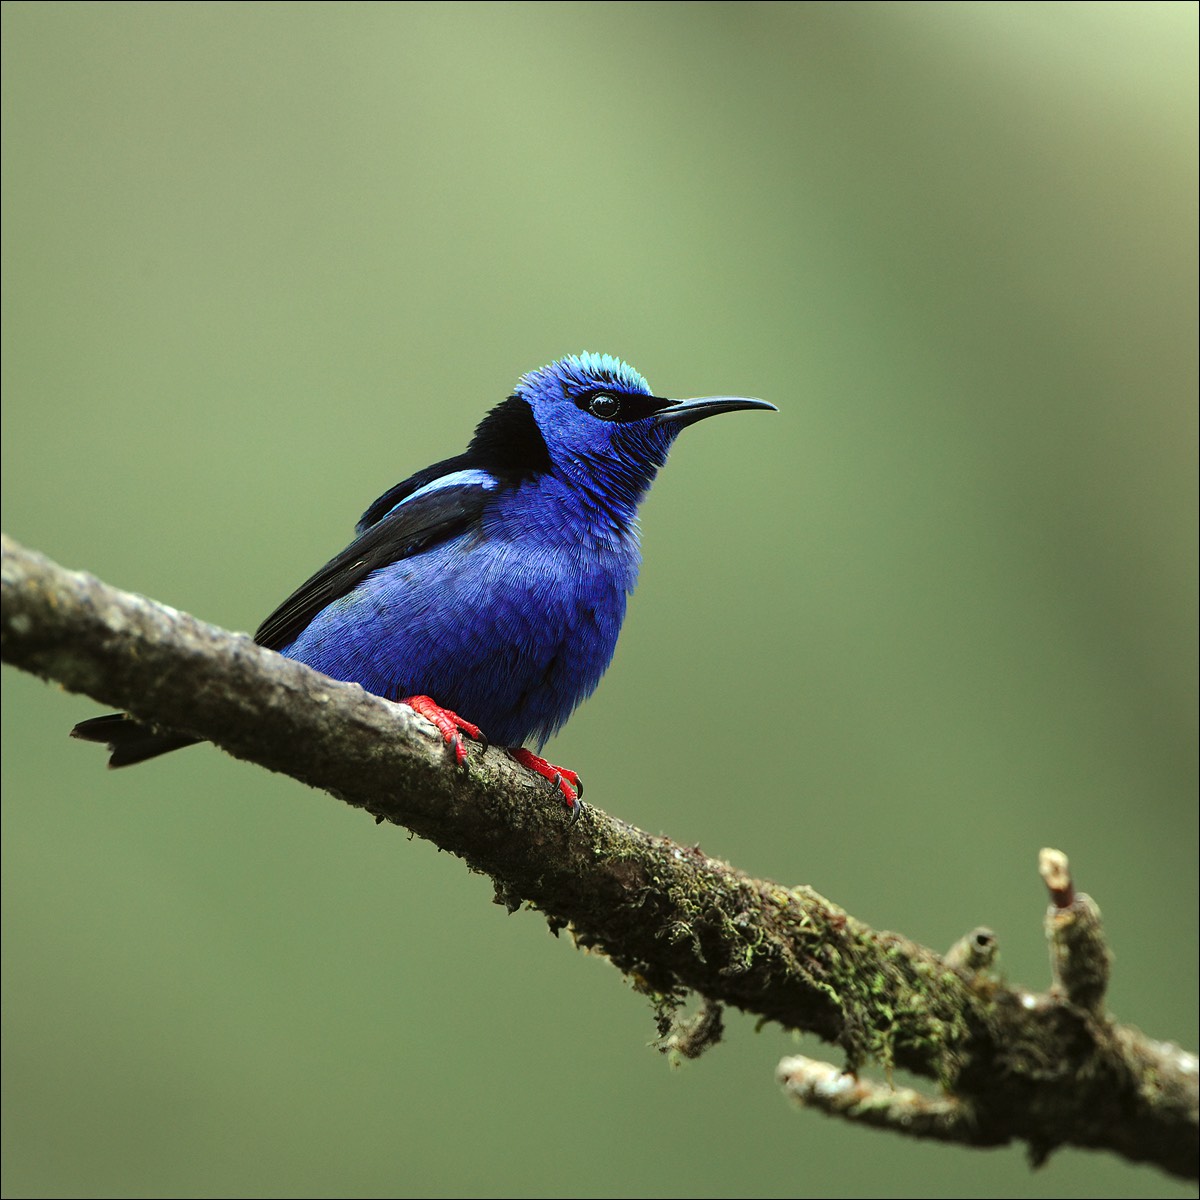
[72,353,775,812]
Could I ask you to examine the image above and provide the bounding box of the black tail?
[71,713,200,768]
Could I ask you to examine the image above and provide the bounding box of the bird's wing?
[354,453,472,534]
[254,469,501,651]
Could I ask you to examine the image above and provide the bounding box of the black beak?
[653,395,777,429]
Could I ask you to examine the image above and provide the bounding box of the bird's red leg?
[402,695,485,765]
[508,747,583,816]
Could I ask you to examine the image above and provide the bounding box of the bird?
[72,353,775,814]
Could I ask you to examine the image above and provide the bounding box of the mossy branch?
[2,533,1196,1180]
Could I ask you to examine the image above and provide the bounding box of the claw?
[402,695,485,766]
[509,747,583,818]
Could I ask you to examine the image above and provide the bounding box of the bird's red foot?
[402,695,485,765]
[508,747,584,818]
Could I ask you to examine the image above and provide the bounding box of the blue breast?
[280,479,640,749]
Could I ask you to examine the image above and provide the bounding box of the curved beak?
[653,395,777,429]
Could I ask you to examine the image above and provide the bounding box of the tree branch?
[2,533,1196,1181]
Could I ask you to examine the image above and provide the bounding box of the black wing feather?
[355,397,552,534]
[254,475,497,651]
[355,453,474,534]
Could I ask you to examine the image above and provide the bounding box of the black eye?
[587,393,621,421]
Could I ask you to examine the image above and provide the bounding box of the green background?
[2,3,1195,1197]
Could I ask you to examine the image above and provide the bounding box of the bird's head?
[471,353,774,516]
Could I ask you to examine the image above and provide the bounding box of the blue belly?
[279,530,635,749]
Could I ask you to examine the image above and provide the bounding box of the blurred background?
[2,3,1196,1197]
